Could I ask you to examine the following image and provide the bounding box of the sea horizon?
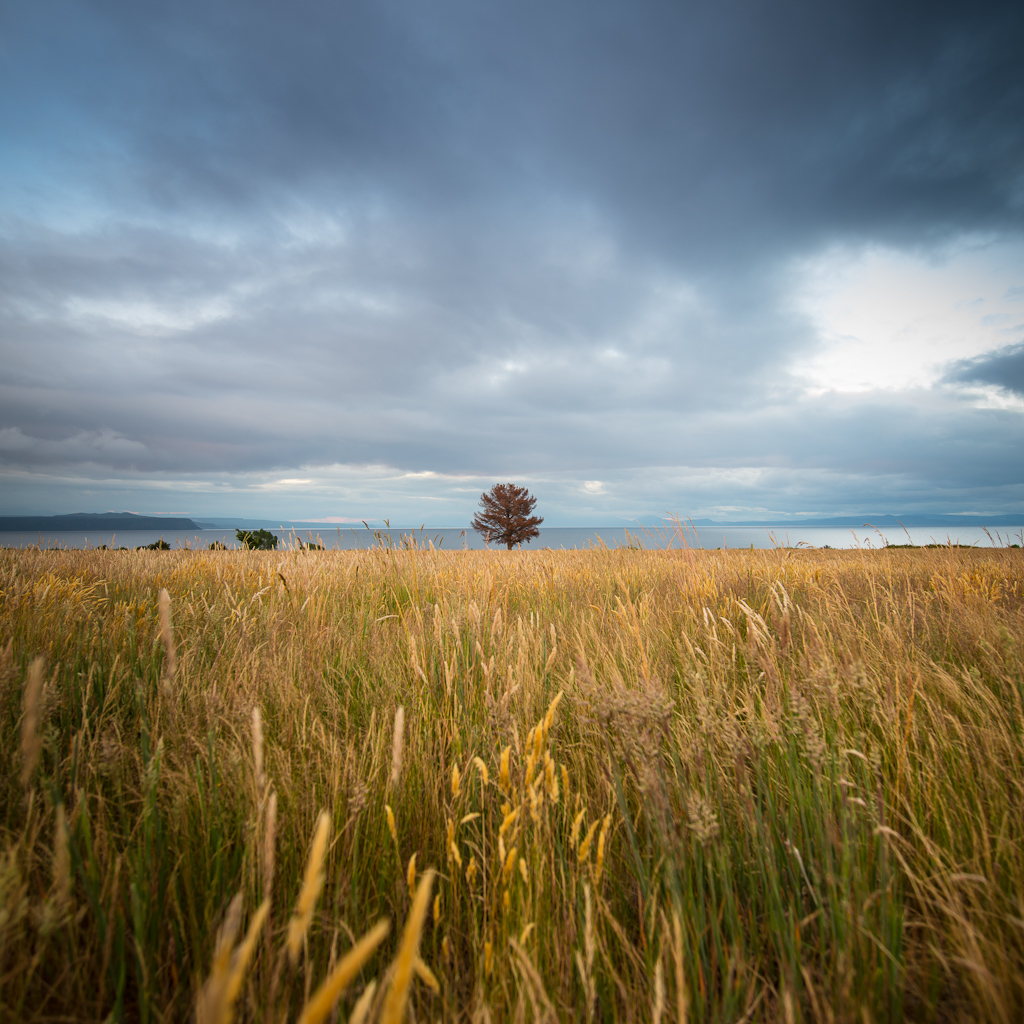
[3,522,1022,552]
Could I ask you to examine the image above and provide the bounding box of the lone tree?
[472,483,543,550]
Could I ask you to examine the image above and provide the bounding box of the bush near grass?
[236,528,279,551]
[1,543,1023,1022]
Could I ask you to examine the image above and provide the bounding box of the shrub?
[235,529,278,550]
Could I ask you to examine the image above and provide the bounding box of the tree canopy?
[471,483,543,550]
[235,528,279,550]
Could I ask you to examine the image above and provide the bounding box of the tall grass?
[1,541,1022,1022]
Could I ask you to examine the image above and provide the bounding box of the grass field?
[1,541,1022,1023]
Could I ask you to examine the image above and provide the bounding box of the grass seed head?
[158,588,176,682]
[20,657,44,789]
[391,706,405,788]
[447,816,462,867]
[542,690,563,739]
[263,789,277,903]
[413,955,440,994]
[578,820,600,864]
[499,806,520,837]
[502,846,518,884]
[498,746,511,794]
[652,958,665,1024]
[571,809,587,851]
[251,706,265,792]
[544,754,558,802]
[51,803,70,910]
[349,980,378,1024]
[595,814,612,883]
[222,900,269,1017]
[380,869,436,1024]
[529,778,542,823]
[197,893,247,1024]
[297,919,390,1024]
[287,811,331,966]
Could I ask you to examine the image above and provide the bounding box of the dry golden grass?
[1,541,1023,1021]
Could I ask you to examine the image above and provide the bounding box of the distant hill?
[0,513,201,532]
[689,514,1024,528]
[603,514,1024,529]
[195,518,377,531]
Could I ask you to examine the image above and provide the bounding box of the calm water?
[1,524,1021,551]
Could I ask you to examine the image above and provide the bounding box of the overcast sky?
[2,0,1023,525]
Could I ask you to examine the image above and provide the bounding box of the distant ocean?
[1,524,1021,551]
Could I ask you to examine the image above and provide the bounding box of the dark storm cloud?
[0,0,1022,516]
[6,0,1022,246]
[946,341,1024,395]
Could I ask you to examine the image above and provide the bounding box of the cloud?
[0,0,1022,518]
[946,342,1024,396]
[790,239,1024,393]
[0,426,148,466]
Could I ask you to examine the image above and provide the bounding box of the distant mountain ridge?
[0,513,201,532]
[684,514,1024,528]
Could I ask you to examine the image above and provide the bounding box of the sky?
[1,0,1023,526]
